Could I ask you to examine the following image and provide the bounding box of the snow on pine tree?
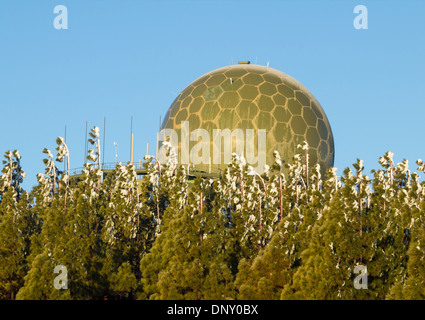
[213,152,277,261]
[141,176,236,300]
[157,141,188,220]
[102,162,141,246]
[367,153,417,298]
[61,126,111,298]
[138,145,169,232]
[40,148,61,199]
[387,213,425,299]
[245,164,278,250]
[6,122,425,301]
[19,128,108,299]
[0,150,36,299]
[55,137,71,212]
[387,159,425,299]
[139,154,161,225]
[137,141,189,238]
[15,148,67,300]
[236,145,327,300]
[281,159,374,300]
[268,150,287,222]
[101,161,146,298]
[0,150,26,201]
[16,144,69,300]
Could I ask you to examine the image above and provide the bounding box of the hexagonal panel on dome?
[242,73,264,85]
[317,119,328,140]
[181,95,193,109]
[191,84,207,98]
[272,93,287,106]
[221,77,243,91]
[263,72,282,85]
[306,127,320,148]
[189,97,204,114]
[257,111,274,130]
[273,106,291,123]
[218,91,240,109]
[258,95,274,112]
[288,99,302,115]
[224,68,247,78]
[200,101,220,121]
[161,63,334,177]
[277,84,295,98]
[296,91,311,106]
[303,107,318,127]
[259,82,277,96]
[291,116,307,135]
[203,86,223,102]
[205,74,226,87]
[202,121,218,133]
[319,140,329,161]
[218,109,240,129]
[311,101,324,120]
[169,102,181,118]
[188,113,201,129]
[236,100,259,120]
[274,122,291,143]
[179,85,194,101]
[174,108,188,126]
[238,85,259,100]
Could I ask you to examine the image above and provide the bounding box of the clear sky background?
[0,0,424,189]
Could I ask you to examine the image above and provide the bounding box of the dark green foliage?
[1,136,425,300]
[0,151,38,300]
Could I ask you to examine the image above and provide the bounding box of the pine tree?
[281,159,374,299]
[387,159,425,299]
[6,125,425,301]
[368,153,415,298]
[18,129,108,299]
[236,145,325,299]
[141,176,237,299]
[387,223,425,299]
[101,161,156,299]
[139,142,194,298]
[0,151,35,299]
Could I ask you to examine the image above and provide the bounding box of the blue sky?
[0,0,424,189]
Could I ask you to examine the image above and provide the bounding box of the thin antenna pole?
[84,121,88,165]
[130,116,133,161]
[156,132,159,160]
[131,133,134,164]
[157,116,161,162]
[64,125,67,173]
[102,117,106,166]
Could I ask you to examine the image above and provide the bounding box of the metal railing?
[70,162,141,176]
[69,162,220,179]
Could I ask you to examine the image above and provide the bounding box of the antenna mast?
[102,117,106,166]
[64,125,67,173]
[84,121,88,165]
[130,116,133,162]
